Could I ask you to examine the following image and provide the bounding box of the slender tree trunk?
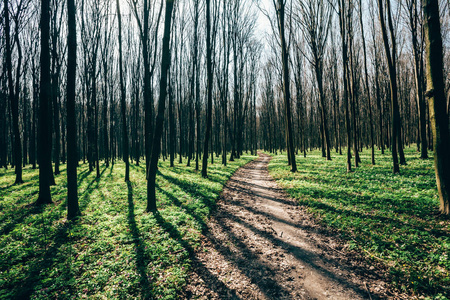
[67,0,80,220]
[338,0,352,172]
[147,0,174,212]
[116,0,130,182]
[4,0,23,184]
[202,0,213,177]
[276,0,297,172]
[423,0,450,215]
[169,73,175,167]
[359,0,375,165]
[378,0,400,173]
[36,0,53,204]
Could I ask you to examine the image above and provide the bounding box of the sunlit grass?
[268,147,450,299]
[0,154,256,299]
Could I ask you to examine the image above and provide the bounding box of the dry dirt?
[183,153,402,300]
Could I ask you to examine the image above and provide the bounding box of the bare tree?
[405,0,428,159]
[378,0,406,173]
[202,0,213,177]
[337,0,353,172]
[296,0,333,161]
[36,0,53,204]
[358,0,375,165]
[4,0,23,184]
[274,0,297,171]
[67,0,80,219]
[147,0,175,212]
[116,0,130,182]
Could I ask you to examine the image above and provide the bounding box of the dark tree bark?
[4,0,23,184]
[31,60,38,169]
[275,0,297,172]
[147,0,175,212]
[358,0,375,165]
[407,0,428,159]
[338,0,352,172]
[169,71,175,168]
[67,0,80,220]
[202,0,213,178]
[50,3,62,176]
[116,0,130,182]
[378,0,401,173]
[36,0,53,204]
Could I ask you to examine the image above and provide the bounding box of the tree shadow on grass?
[0,166,95,250]
[79,166,107,211]
[0,203,44,237]
[158,173,217,209]
[155,183,208,232]
[126,181,153,299]
[152,211,242,299]
[10,220,79,299]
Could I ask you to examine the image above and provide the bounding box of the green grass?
[0,154,256,300]
[268,147,450,299]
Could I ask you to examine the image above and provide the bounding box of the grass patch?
[268,147,450,299]
[0,154,256,299]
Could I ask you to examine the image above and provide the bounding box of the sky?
[255,0,274,36]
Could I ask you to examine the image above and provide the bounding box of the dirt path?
[184,153,391,300]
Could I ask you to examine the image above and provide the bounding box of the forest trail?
[185,153,390,300]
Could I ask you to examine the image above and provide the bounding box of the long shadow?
[239,167,449,240]
[126,182,152,298]
[0,203,44,237]
[214,208,373,299]
[79,167,107,211]
[152,211,242,299]
[0,167,92,239]
[218,196,386,276]
[285,194,450,240]
[77,168,91,184]
[162,161,373,299]
[228,178,281,193]
[155,183,208,232]
[155,184,293,298]
[158,173,217,209]
[11,221,76,299]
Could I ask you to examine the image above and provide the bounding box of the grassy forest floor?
[268,147,450,299]
[0,155,256,299]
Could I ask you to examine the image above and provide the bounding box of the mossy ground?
[0,154,256,299]
[268,147,450,299]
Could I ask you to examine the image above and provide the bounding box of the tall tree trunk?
[276,0,297,172]
[202,0,213,178]
[67,0,80,220]
[378,0,400,173]
[147,0,174,212]
[359,0,375,165]
[169,73,175,167]
[423,0,450,215]
[338,0,352,172]
[36,0,53,204]
[4,0,23,184]
[116,0,130,182]
[408,0,428,159]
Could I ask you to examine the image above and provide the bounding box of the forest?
[1,0,450,299]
